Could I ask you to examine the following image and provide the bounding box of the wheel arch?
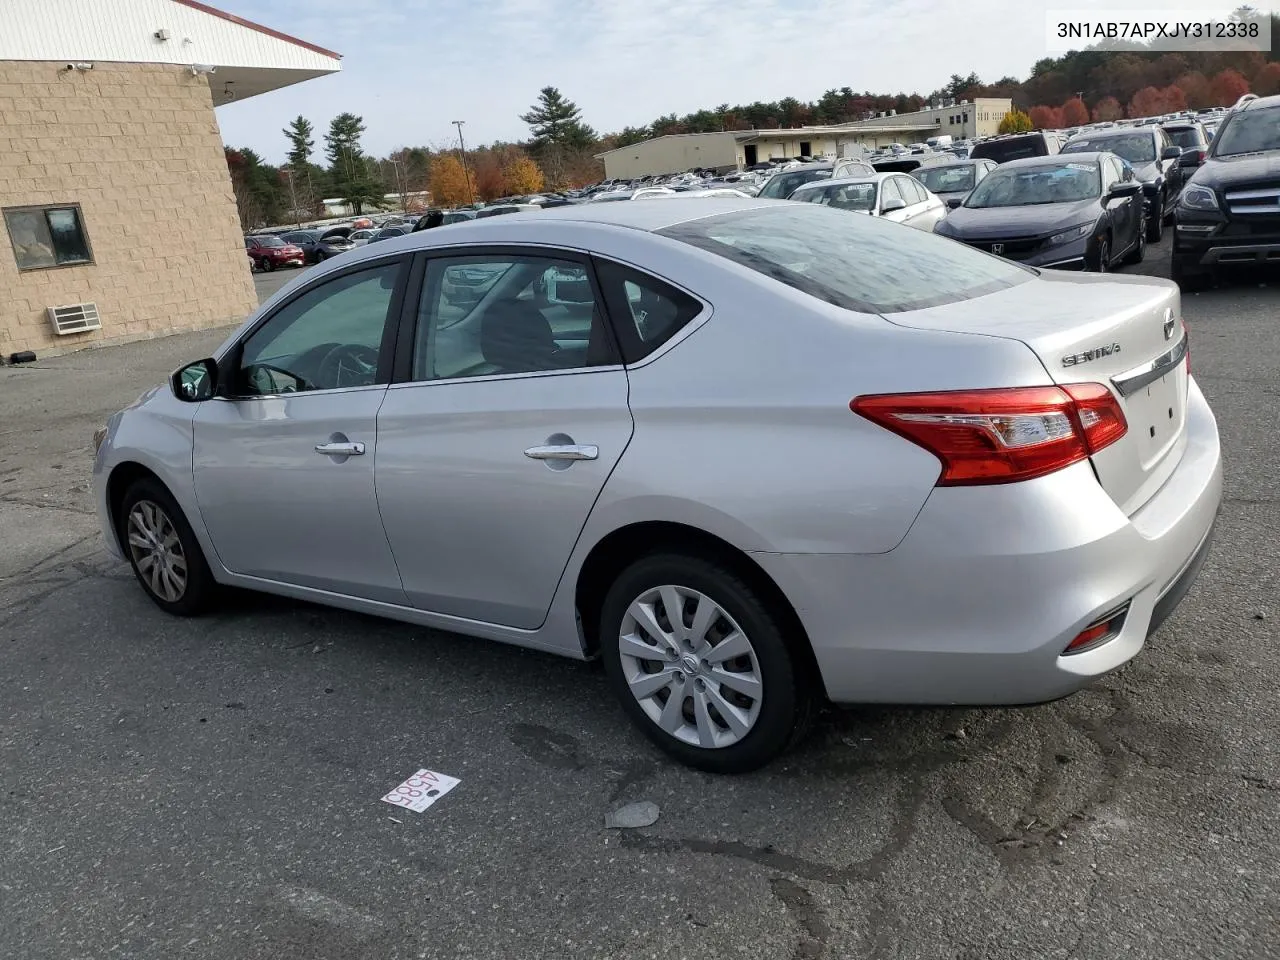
[105,461,167,549]
[573,520,823,696]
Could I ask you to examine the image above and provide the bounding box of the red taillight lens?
[851,384,1128,486]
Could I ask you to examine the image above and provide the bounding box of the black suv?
[1173,93,1280,290]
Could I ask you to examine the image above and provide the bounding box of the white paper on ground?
[381,769,460,813]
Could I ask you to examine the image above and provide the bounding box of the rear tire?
[117,478,216,616]
[599,552,814,774]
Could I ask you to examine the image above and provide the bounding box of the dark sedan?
[1061,126,1184,241]
[933,153,1146,272]
[911,158,997,209]
[279,230,355,264]
[366,226,411,244]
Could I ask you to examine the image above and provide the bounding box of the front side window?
[414,255,612,381]
[235,262,401,396]
[4,205,92,270]
[879,177,904,207]
[658,205,1030,314]
[898,177,928,205]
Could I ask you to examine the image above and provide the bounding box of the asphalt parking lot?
[2,245,1277,960]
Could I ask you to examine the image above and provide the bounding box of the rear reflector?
[1063,603,1130,655]
[851,384,1128,485]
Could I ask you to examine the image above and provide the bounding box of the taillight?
[851,384,1128,485]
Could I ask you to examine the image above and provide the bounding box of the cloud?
[212,0,1244,162]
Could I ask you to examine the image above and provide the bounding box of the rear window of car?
[970,135,1051,163]
[657,205,1031,314]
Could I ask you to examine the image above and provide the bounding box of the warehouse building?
[597,98,1013,180]
[0,0,340,361]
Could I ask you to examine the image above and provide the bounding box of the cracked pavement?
[1,257,1277,959]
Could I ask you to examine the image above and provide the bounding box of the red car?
[244,235,305,271]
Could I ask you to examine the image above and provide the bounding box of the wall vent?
[47,302,101,335]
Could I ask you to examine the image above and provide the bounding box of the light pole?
[453,120,475,205]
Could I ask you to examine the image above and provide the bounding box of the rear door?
[374,248,634,629]
[884,277,1189,515]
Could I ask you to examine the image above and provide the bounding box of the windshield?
[1212,106,1280,156]
[792,181,877,211]
[256,236,285,247]
[1164,127,1203,149]
[657,205,1029,314]
[965,162,1100,207]
[1063,133,1155,163]
[758,169,831,199]
[915,165,976,194]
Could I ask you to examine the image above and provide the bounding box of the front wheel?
[599,553,814,774]
[1124,220,1147,264]
[1146,197,1164,243]
[261,258,276,272]
[118,478,216,616]
[1172,253,1211,292]
[1089,235,1111,273]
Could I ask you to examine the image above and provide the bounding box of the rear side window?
[657,205,1030,314]
[971,135,1048,163]
[593,259,703,362]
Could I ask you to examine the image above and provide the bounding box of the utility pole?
[453,120,475,205]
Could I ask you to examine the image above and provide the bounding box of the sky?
[211,0,1268,163]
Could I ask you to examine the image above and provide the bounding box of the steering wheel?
[316,343,380,389]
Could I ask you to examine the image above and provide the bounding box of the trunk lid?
[884,271,1188,515]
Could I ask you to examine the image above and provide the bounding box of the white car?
[347,229,376,247]
[93,198,1220,773]
[789,172,947,231]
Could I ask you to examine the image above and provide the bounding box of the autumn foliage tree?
[1088,96,1122,122]
[1129,84,1187,117]
[1210,69,1250,106]
[1061,97,1089,126]
[503,153,545,194]
[1028,105,1063,130]
[471,153,506,201]
[430,154,472,206]
[998,109,1034,133]
[1176,72,1212,109]
[1254,62,1280,97]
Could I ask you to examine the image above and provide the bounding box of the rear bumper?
[753,378,1222,705]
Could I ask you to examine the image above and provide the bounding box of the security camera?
[190,63,216,76]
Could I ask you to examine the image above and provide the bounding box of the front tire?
[599,553,813,774]
[1146,196,1165,243]
[262,258,276,272]
[118,478,216,616]
[1172,253,1211,292]
[1089,235,1111,273]
[1124,220,1147,264]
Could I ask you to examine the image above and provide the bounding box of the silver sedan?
[92,199,1222,773]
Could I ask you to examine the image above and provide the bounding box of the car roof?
[996,152,1106,170]
[1067,127,1154,140]
[792,172,898,190]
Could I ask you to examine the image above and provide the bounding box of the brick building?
[0,0,340,360]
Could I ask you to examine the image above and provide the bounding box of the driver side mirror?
[1109,181,1142,198]
[171,358,218,402]
[880,197,907,214]
[1161,145,1183,161]
[945,196,964,209]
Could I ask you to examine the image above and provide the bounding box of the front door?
[375,250,634,629]
[192,258,410,605]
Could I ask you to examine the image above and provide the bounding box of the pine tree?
[324,113,384,215]
[283,116,314,170]
[520,87,596,150]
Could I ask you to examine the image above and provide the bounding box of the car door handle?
[524,444,598,461]
[315,441,365,456]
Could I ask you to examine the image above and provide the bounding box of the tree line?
[225,10,1280,227]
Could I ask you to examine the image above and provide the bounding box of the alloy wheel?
[617,585,763,749]
[126,500,188,602]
